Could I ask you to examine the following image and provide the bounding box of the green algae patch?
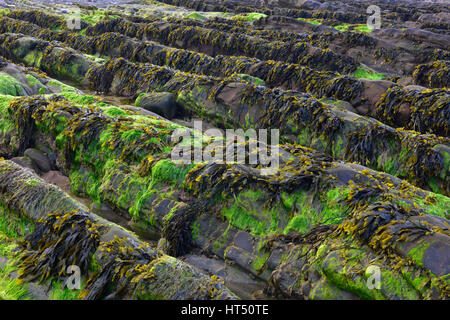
[0,72,24,96]
[134,92,148,108]
[283,214,312,234]
[380,270,420,300]
[187,12,206,21]
[222,189,283,236]
[47,80,78,93]
[232,12,267,22]
[121,128,143,143]
[407,242,431,268]
[0,203,33,300]
[0,8,10,16]
[151,159,194,187]
[60,93,98,105]
[252,251,270,272]
[353,24,374,34]
[66,10,119,26]
[48,280,82,300]
[334,24,351,32]
[0,257,31,300]
[415,192,450,219]
[297,18,322,25]
[334,24,374,34]
[25,74,41,87]
[318,246,387,300]
[331,135,345,158]
[101,106,128,117]
[281,187,349,235]
[22,51,43,68]
[353,66,385,80]
[85,54,108,64]
[0,95,16,137]
[320,187,350,225]
[70,170,102,204]
[282,190,316,234]
[235,74,265,86]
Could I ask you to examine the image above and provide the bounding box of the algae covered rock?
[0,160,237,300]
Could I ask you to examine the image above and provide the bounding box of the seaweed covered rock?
[0,16,367,104]
[0,34,95,84]
[413,60,450,89]
[84,16,358,73]
[375,86,449,137]
[0,29,447,194]
[85,58,450,195]
[1,94,449,299]
[0,57,50,96]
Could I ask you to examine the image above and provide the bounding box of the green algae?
[22,51,43,68]
[415,192,450,219]
[70,170,102,204]
[85,54,107,64]
[0,8,10,16]
[191,220,200,240]
[121,128,143,142]
[151,159,194,187]
[297,18,322,25]
[48,280,82,300]
[235,74,265,86]
[0,202,33,242]
[0,257,30,300]
[66,10,119,26]
[134,92,148,109]
[334,24,351,32]
[252,251,270,272]
[222,189,282,236]
[0,203,33,300]
[213,223,235,255]
[320,187,350,225]
[331,135,345,158]
[283,214,311,234]
[0,95,15,135]
[320,250,385,300]
[232,12,267,22]
[354,24,374,34]
[25,74,41,87]
[100,106,128,117]
[296,128,311,146]
[187,12,206,21]
[281,187,349,235]
[381,270,420,299]
[402,269,430,296]
[47,80,78,93]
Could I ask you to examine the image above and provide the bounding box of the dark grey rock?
[24,148,52,172]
